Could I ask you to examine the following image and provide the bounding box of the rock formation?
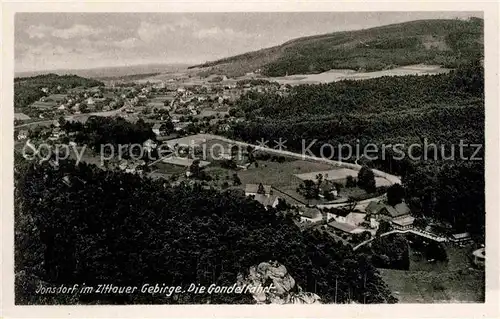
[237,260,321,304]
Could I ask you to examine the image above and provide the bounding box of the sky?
[15,12,482,73]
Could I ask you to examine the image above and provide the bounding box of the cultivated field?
[266,64,451,85]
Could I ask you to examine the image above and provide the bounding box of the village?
[14,71,479,256]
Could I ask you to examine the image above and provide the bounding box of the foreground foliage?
[15,156,396,304]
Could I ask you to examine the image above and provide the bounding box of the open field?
[266,64,451,85]
[379,243,485,303]
[237,160,334,188]
[295,168,357,182]
[379,267,484,303]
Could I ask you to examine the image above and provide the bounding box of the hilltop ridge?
[189,18,483,77]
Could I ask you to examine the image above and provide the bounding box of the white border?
[2,1,499,318]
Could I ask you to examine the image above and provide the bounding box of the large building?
[365,201,414,229]
[245,183,279,209]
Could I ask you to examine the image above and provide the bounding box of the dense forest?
[14,74,104,109]
[15,155,396,304]
[191,18,483,77]
[227,63,484,236]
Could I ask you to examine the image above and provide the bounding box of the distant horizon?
[16,12,483,74]
[14,62,192,78]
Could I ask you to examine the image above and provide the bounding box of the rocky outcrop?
[237,261,321,304]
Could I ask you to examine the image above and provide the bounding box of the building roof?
[452,232,471,240]
[365,201,410,218]
[253,194,279,207]
[300,207,321,219]
[394,202,411,216]
[365,201,385,215]
[328,207,351,217]
[245,183,271,195]
[161,156,210,168]
[392,215,415,226]
[14,113,31,121]
[328,221,357,233]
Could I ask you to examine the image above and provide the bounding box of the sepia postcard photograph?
[1,1,499,318]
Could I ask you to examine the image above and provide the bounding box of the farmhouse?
[298,207,322,223]
[328,220,358,234]
[17,130,28,140]
[14,113,31,121]
[152,123,164,136]
[143,139,157,152]
[365,201,414,229]
[253,194,280,209]
[326,207,367,227]
[450,232,472,243]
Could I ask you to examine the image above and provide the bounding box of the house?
[174,122,189,132]
[143,139,157,152]
[125,163,139,174]
[450,232,472,243]
[298,207,322,223]
[14,113,31,121]
[365,201,414,229]
[118,160,128,171]
[253,194,280,209]
[327,207,367,227]
[219,123,230,131]
[472,248,485,267]
[326,208,351,223]
[17,130,28,140]
[328,220,358,234]
[245,183,272,197]
[152,123,163,136]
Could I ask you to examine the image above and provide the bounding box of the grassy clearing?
[379,244,485,303]
[236,160,333,187]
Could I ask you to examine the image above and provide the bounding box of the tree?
[357,166,376,193]
[315,173,323,191]
[376,220,392,236]
[413,217,428,229]
[299,180,319,200]
[346,175,356,188]
[257,183,266,195]
[58,116,66,128]
[387,184,405,206]
[232,174,242,186]
[189,159,201,178]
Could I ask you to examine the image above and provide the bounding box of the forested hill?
[189,18,483,77]
[15,155,396,304]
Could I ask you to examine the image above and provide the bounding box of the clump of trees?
[387,184,405,206]
[63,116,155,151]
[357,166,376,193]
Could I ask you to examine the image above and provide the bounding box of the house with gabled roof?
[365,201,414,229]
